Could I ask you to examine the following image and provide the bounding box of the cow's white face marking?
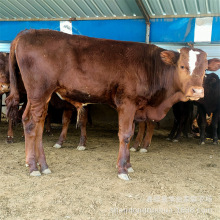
[189,50,200,75]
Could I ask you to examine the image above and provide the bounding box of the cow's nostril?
[192,88,203,94]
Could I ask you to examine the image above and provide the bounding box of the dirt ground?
[0,119,220,220]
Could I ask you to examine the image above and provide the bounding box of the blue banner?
[71,19,146,42]
[150,18,195,43]
[211,17,220,43]
[0,21,60,42]
[0,19,146,43]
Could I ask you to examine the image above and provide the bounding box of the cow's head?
[0,53,10,94]
[161,48,220,101]
[161,47,207,100]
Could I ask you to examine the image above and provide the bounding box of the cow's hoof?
[172,139,179,143]
[6,136,14,143]
[77,146,86,151]
[25,164,29,167]
[166,137,171,141]
[127,167,134,173]
[30,171,41,176]
[118,173,131,181]
[45,130,53,136]
[200,141,205,145]
[42,168,52,175]
[53,143,62,149]
[130,147,137,152]
[139,148,148,153]
[213,141,218,145]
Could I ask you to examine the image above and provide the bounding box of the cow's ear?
[160,51,177,65]
[208,58,220,71]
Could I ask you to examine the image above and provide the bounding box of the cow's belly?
[55,88,114,106]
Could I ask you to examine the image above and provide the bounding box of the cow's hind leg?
[53,109,73,149]
[117,101,136,181]
[23,101,39,176]
[23,101,50,176]
[35,104,51,174]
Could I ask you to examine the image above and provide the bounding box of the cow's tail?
[76,106,87,129]
[5,39,20,124]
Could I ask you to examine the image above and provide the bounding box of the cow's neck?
[135,72,187,122]
[144,91,188,121]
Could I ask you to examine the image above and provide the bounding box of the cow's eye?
[181,66,184,69]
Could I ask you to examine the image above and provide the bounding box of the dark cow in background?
[166,70,220,145]
[0,52,27,143]
[7,29,217,180]
[166,101,194,142]
[0,52,88,148]
[196,72,220,144]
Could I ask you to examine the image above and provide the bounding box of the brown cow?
[6,29,218,180]
[0,52,24,143]
[0,52,10,93]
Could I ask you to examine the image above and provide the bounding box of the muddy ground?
[0,119,220,220]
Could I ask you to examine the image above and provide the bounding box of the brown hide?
[6,29,211,179]
[0,52,10,94]
[0,52,86,146]
[13,31,208,120]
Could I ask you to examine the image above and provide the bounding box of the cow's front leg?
[117,102,136,180]
[197,107,206,145]
[167,118,178,141]
[77,106,88,151]
[212,112,218,145]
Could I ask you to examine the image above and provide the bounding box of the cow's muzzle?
[187,87,204,101]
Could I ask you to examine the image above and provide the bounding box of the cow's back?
[15,29,166,105]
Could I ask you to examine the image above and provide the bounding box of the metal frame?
[0,16,143,21]
[0,0,218,22]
